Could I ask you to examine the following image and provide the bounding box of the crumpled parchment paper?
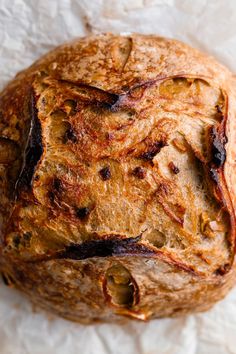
[1,1,236,353]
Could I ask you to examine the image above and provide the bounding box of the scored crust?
[0,33,236,323]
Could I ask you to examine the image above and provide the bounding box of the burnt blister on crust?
[63,126,77,143]
[1,272,15,287]
[139,140,167,162]
[75,207,90,220]
[48,178,64,204]
[13,235,21,248]
[52,178,63,193]
[210,126,227,168]
[57,235,151,260]
[99,166,111,181]
[16,92,43,193]
[215,104,223,114]
[132,167,146,179]
[215,262,231,275]
[168,162,180,174]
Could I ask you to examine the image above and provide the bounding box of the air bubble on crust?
[144,229,167,248]
[104,264,137,308]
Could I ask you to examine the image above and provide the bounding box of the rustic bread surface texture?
[0,33,236,323]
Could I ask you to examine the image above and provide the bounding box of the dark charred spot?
[140,141,167,161]
[215,104,223,114]
[210,126,226,168]
[64,126,77,143]
[13,235,21,248]
[15,121,20,130]
[215,263,230,275]
[99,166,111,181]
[58,235,147,260]
[76,207,90,220]
[1,272,15,287]
[52,178,63,193]
[99,95,121,112]
[132,167,146,179]
[168,162,180,174]
[48,178,63,203]
[34,174,40,181]
[121,85,130,92]
[23,232,32,241]
[127,111,135,117]
[16,92,43,192]
[48,191,55,203]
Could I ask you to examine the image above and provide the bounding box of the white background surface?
[1,0,236,353]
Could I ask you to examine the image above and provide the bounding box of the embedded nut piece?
[0,33,236,324]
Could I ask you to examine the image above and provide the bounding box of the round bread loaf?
[1,33,236,323]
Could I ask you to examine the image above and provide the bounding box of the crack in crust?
[15,92,43,194]
[59,235,143,260]
[22,235,201,275]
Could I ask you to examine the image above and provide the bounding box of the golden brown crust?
[1,33,236,323]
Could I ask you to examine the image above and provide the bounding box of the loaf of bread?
[0,33,236,323]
